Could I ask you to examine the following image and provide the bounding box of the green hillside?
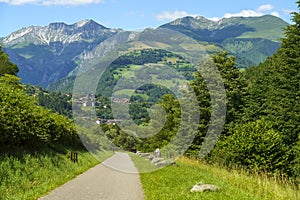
[160,15,287,42]
[235,15,287,40]
[160,15,288,67]
[221,38,280,67]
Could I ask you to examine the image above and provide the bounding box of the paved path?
[39,152,144,200]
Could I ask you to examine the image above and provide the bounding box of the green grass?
[129,153,162,173]
[0,149,112,200]
[132,157,300,200]
[113,89,135,97]
[164,57,180,64]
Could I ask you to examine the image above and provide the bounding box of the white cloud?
[223,4,280,19]
[282,9,296,14]
[156,11,197,21]
[0,0,103,6]
[224,10,262,18]
[270,11,280,18]
[257,4,274,12]
[208,17,221,22]
[0,0,35,5]
[156,4,281,23]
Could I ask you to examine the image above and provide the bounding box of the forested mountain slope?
[0,15,287,88]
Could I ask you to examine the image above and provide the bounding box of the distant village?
[74,94,130,125]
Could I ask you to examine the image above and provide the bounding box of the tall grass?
[0,149,112,200]
[133,156,300,200]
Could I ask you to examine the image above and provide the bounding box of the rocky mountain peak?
[75,19,92,27]
[1,19,115,46]
[48,22,68,29]
[168,16,218,30]
[0,19,123,87]
[164,15,287,30]
[74,19,106,29]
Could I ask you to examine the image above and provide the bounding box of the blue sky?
[0,0,298,37]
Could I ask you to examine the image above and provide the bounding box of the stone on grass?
[147,155,155,160]
[171,161,178,167]
[136,151,141,155]
[154,160,169,167]
[136,151,150,157]
[151,157,165,164]
[154,148,161,158]
[190,182,220,192]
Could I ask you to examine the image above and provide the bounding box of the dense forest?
[26,85,73,118]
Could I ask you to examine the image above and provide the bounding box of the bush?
[0,74,81,151]
[211,119,290,176]
[292,135,300,178]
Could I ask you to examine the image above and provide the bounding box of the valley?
[0,4,299,200]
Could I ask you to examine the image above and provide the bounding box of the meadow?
[0,149,111,200]
[131,155,300,200]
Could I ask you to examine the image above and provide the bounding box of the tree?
[243,3,300,145]
[188,51,245,156]
[137,94,181,152]
[0,47,19,76]
[211,52,246,132]
[239,2,300,177]
[293,134,300,177]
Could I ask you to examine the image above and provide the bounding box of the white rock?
[151,157,165,164]
[190,182,220,192]
[154,160,169,167]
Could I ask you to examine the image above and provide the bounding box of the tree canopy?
[211,2,300,178]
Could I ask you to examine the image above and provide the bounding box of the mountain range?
[0,15,288,89]
[0,20,121,87]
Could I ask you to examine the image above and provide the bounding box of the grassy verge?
[129,153,159,173]
[131,156,299,200]
[0,149,112,200]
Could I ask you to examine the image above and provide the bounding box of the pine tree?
[244,3,300,144]
[279,1,300,68]
[240,1,300,177]
[188,51,245,156]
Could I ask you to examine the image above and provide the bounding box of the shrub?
[0,74,81,151]
[211,119,290,176]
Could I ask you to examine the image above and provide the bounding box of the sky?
[0,0,298,37]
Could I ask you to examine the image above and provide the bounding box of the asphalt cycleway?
[39,152,144,200]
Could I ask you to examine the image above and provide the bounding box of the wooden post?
[71,152,78,163]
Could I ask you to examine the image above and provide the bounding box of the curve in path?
[39,152,144,200]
